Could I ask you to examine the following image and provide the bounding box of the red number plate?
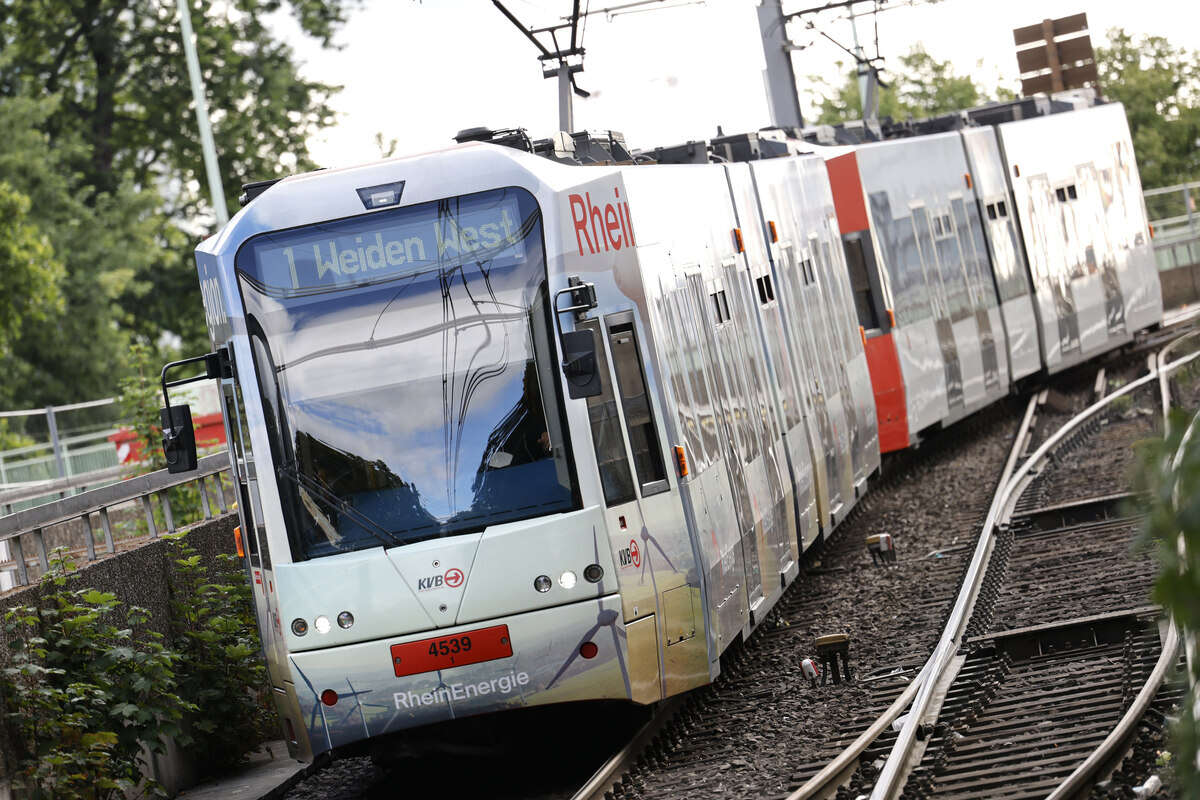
[390,625,513,678]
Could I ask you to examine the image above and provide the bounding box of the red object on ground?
[108,412,226,464]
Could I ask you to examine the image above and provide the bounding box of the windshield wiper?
[275,462,405,549]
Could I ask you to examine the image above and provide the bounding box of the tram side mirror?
[561,329,602,399]
[161,404,198,474]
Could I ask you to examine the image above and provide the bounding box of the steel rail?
[871,359,1171,800]
[785,392,1041,800]
[570,695,687,800]
[1043,343,1200,798]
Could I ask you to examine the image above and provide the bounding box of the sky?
[270,0,1200,169]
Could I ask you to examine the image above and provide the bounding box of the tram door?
[682,272,751,649]
[578,308,704,689]
[783,243,841,524]
[912,205,965,412]
[220,349,288,688]
[709,264,766,616]
[813,235,861,484]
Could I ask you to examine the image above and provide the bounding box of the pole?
[757,0,804,129]
[848,5,877,121]
[558,63,574,132]
[45,406,68,501]
[176,0,229,226]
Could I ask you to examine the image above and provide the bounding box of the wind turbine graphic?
[546,528,631,696]
[291,659,333,753]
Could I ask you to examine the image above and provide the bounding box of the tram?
[157,94,1161,762]
[806,99,1162,450]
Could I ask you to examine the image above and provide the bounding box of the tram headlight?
[337,611,355,629]
[291,618,308,637]
[314,615,332,634]
[584,564,604,583]
[534,575,553,593]
[559,570,577,589]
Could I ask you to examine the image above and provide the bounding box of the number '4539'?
[428,636,472,657]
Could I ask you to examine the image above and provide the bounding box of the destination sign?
[242,192,529,292]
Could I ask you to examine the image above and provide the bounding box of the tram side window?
[657,293,702,469]
[579,319,637,506]
[607,318,669,495]
[843,236,881,330]
[755,274,776,305]
[674,290,716,469]
[711,290,731,323]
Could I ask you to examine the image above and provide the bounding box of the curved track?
[812,334,1200,800]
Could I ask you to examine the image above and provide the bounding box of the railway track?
[783,336,1200,800]
[567,328,1199,800]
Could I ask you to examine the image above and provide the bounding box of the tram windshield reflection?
[235,187,577,558]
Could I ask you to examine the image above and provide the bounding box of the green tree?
[0,1,357,408]
[1097,28,1200,189]
[810,45,1014,125]
[118,341,168,473]
[0,180,63,355]
[0,94,168,408]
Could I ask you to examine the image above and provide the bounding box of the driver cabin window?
[579,319,636,506]
[607,315,669,496]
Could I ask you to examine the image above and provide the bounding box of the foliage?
[166,533,275,776]
[1,537,275,795]
[0,181,64,356]
[0,418,35,451]
[1,551,190,800]
[1134,406,1200,795]
[0,93,169,409]
[0,1,357,409]
[810,45,1014,125]
[118,341,168,473]
[1097,28,1200,189]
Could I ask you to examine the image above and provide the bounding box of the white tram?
[164,134,877,761]
[160,94,1162,763]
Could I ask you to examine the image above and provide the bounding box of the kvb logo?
[418,568,465,592]
[568,186,636,256]
[617,538,642,569]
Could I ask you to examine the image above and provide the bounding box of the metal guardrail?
[1146,181,1200,239]
[0,452,233,588]
[0,463,129,513]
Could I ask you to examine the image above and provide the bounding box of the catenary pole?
[176,0,229,226]
[757,0,804,129]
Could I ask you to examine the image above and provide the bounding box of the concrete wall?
[0,513,239,797]
[1160,263,1200,310]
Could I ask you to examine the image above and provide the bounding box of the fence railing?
[0,452,233,592]
[0,398,124,512]
[1147,180,1200,239]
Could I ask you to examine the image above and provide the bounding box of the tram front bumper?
[285,592,631,756]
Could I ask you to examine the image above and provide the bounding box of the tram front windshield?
[235,187,576,559]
